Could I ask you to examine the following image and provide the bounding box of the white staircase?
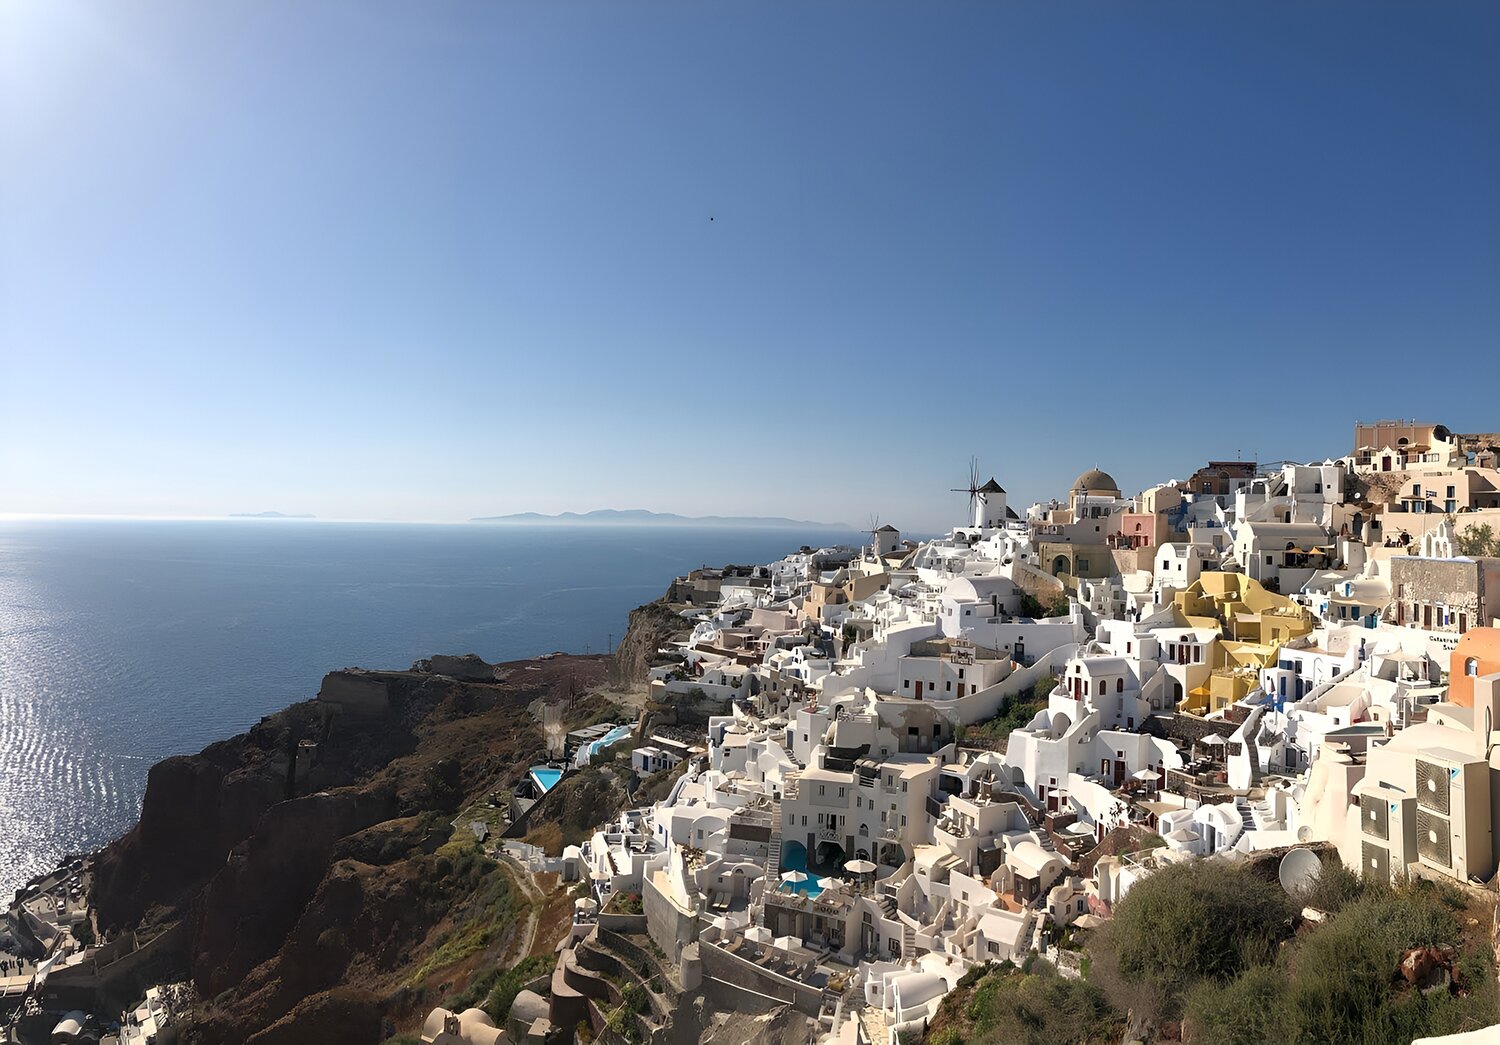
[767,803,784,873]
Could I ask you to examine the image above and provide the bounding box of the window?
[958,668,964,680]
[903,680,909,689]
[838,787,846,798]
[1116,678,1124,692]
[1468,658,1481,677]
[819,785,825,796]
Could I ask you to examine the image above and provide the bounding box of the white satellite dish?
[1296,825,1313,843]
[1278,847,1322,897]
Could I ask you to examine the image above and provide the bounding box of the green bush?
[486,955,556,1023]
[1182,877,1500,1044]
[1098,859,1295,1011]
[1185,963,1293,1044]
[963,962,1120,1045]
[1295,857,1363,915]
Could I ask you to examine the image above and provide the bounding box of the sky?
[2,2,1497,533]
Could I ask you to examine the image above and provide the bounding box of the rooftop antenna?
[951,457,982,521]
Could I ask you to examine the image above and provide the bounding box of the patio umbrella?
[745,925,773,944]
[1074,914,1104,930]
[816,876,842,890]
[844,859,878,875]
[1167,827,1200,843]
[774,935,800,953]
[575,897,598,912]
[781,870,810,885]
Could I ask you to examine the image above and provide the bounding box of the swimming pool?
[778,842,824,897]
[584,724,634,762]
[530,767,563,792]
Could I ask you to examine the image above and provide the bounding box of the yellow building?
[1172,572,1314,715]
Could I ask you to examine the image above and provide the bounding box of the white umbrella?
[844,859,877,875]
[745,925,773,944]
[816,876,842,890]
[1074,913,1104,930]
[575,897,598,912]
[781,870,810,885]
[1132,768,1158,781]
[773,935,801,953]
[1167,827,1200,843]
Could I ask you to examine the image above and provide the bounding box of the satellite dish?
[1296,825,1313,843]
[1278,847,1322,897]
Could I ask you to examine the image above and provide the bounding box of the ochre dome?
[1072,468,1120,494]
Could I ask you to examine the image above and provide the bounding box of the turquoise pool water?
[530,767,563,792]
[586,724,634,761]
[778,842,824,897]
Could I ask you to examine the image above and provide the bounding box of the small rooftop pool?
[530,766,563,793]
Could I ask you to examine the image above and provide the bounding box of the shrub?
[1184,964,1292,1044]
[481,954,557,1024]
[1296,857,1363,915]
[1095,859,1295,1014]
[964,962,1121,1045]
[1182,876,1500,1044]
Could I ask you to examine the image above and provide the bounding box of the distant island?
[470,508,851,530]
[228,511,316,519]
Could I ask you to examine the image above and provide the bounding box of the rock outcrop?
[611,598,690,688]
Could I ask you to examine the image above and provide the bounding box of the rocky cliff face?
[89,655,609,1044]
[611,598,689,687]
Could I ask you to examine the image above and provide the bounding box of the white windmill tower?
[954,459,1008,529]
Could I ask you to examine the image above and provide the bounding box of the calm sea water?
[0,519,857,900]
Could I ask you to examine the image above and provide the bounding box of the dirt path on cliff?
[498,853,544,961]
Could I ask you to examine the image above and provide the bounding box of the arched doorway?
[1051,554,1070,577]
[781,839,808,875]
[815,840,846,871]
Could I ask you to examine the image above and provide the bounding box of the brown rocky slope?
[89,647,634,1044]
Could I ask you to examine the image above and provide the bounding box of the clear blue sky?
[3,1,1497,532]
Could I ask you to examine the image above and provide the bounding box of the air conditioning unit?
[1415,760,1450,815]
[1360,794,1389,840]
[1361,840,1391,881]
[1416,809,1452,868]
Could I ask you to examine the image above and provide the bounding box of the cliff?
[610,598,690,688]
[89,654,613,1044]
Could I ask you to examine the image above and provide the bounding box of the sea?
[0,519,860,901]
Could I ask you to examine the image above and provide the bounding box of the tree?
[1456,523,1499,558]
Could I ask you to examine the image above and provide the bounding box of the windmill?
[954,459,1007,529]
[952,458,983,524]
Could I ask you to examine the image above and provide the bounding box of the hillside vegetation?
[924,858,1500,1045]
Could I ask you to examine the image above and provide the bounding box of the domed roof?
[1073,468,1120,494]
